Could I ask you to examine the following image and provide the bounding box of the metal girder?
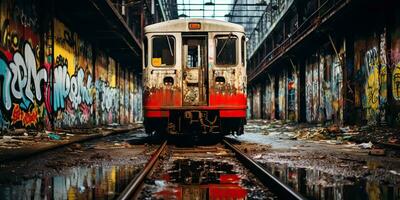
[248,0,351,83]
[55,0,142,67]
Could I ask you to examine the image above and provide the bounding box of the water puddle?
[0,165,139,200]
[262,162,400,200]
[142,159,275,199]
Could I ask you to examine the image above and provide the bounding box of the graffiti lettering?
[11,104,38,126]
[364,47,379,114]
[0,43,47,111]
[14,6,38,30]
[393,64,400,101]
[95,80,120,124]
[53,55,93,112]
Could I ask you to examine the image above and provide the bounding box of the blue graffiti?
[53,55,93,112]
[0,58,12,110]
[0,43,47,111]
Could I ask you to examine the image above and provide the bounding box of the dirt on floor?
[229,120,400,200]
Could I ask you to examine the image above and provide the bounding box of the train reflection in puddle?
[262,162,400,200]
[0,165,138,200]
[150,159,247,200]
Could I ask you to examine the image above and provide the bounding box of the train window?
[143,36,148,67]
[241,36,246,66]
[184,39,204,68]
[152,35,175,67]
[215,35,237,66]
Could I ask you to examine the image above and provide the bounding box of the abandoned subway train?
[143,19,247,135]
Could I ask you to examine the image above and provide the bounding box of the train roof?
[144,18,245,33]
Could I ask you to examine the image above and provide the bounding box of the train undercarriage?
[144,110,245,135]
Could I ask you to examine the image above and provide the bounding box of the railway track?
[117,138,306,200]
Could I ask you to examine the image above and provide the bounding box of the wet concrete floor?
[138,144,277,199]
[230,120,400,200]
[0,129,156,199]
[1,121,399,200]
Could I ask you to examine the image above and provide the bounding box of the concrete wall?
[249,27,400,127]
[0,0,142,131]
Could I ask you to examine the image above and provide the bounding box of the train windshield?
[215,35,237,66]
[152,35,175,67]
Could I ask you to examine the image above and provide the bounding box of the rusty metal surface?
[223,138,307,200]
[117,140,168,200]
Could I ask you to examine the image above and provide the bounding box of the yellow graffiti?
[366,66,379,111]
[108,58,116,87]
[54,19,75,75]
[393,64,400,101]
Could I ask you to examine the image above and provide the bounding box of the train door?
[182,36,208,106]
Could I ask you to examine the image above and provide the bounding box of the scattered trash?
[389,170,400,176]
[358,142,373,149]
[253,154,262,159]
[155,180,166,187]
[79,186,85,193]
[48,133,61,140]
[3,135,12,140]
[342,135,352,140]
[340,127,351,133]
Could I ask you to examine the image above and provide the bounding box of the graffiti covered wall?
[277,71,287,120]
[95,52,120,125]
[53,19,95,128]
[287,69,297,121]
[251,84,261,119]
[354,32,388,125]
[305,48,343,123]
[263,77,275,120]
[390,21,400,126]
[0,0,143,131]
[0,0,50,130]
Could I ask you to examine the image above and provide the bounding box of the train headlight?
[215,76,225,85]
[163,76,174,86]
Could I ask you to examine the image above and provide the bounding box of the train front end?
[143,19,247,135]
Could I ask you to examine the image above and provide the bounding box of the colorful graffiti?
[0,43,47,111]
[0,42,47,128]
[287,73,297,120]
[305,60,317,122]
[52,55,94,127]
[278,73,286,119]
[305,52,343,123]
[0,0,49,129]
[11,104,38,126]
[365,47,380,112]
[53,56,93,111]
[251,84,261,119]
[53,19,96,128]
[0,0,143,131]
[331,55,343,122]
[393,64,400,101]
[95,80,120,124]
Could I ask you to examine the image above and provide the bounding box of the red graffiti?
[11,104,39,127]
[79,103,91,122]
[0,48,13,61]
[43,62,52,114]
[288,80,295,90]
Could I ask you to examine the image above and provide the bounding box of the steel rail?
[223,139,306,200]
[117,140,168,200]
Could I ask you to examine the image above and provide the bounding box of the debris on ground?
[47,133,61,140]
[359,142,373,149]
